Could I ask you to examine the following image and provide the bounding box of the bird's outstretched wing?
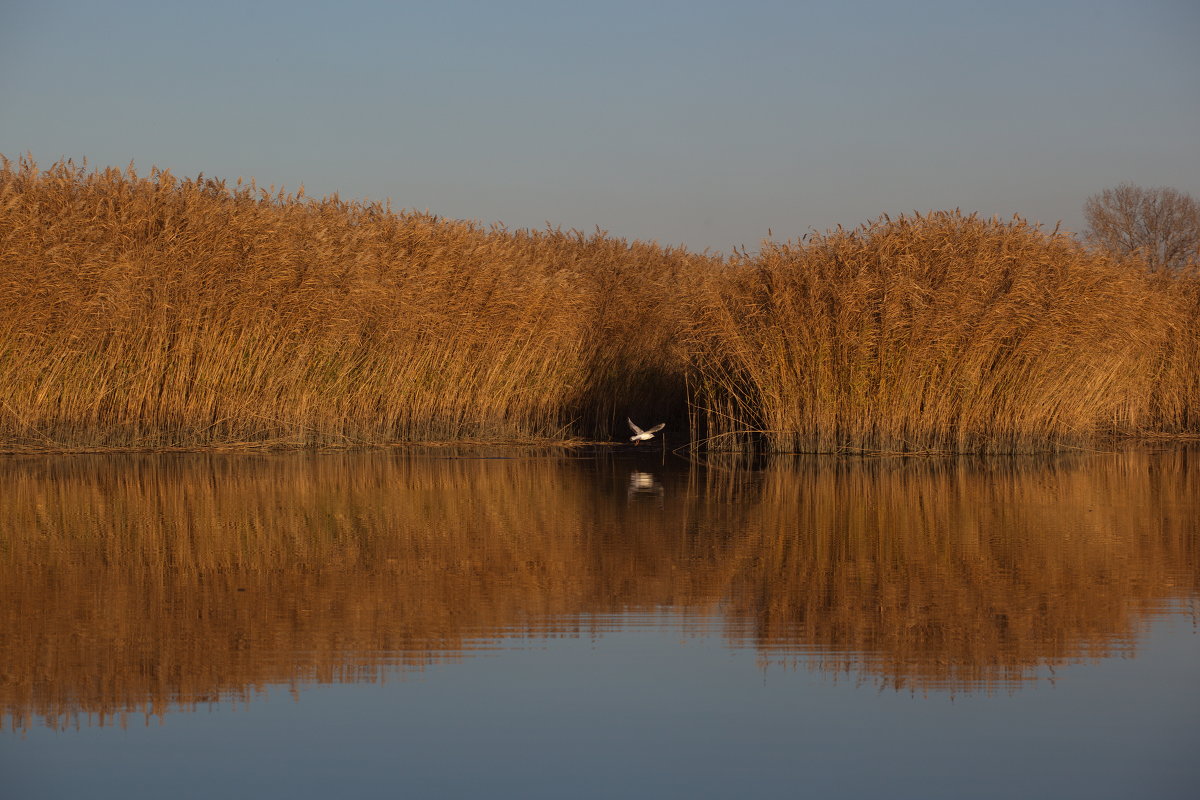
[645,423,666,435]
[627,418,644,435]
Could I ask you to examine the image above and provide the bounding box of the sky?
[2,0,1198,253]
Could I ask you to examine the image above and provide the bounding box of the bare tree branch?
[1083,183,1200,271]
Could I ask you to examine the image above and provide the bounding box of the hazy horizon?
[3,0,1198,253]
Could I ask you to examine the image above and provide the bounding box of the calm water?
[1,449,1198,799]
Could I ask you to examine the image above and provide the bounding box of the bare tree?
[1083,183,1200,271]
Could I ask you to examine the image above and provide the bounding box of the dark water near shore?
[2,449,1198,798]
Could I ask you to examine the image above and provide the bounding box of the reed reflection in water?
[1,449,1196,730]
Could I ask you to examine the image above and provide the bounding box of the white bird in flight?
[627,418,665,445]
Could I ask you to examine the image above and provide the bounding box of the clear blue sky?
[3,0,1197,253]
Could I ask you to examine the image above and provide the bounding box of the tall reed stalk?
[1142,268,1200,432]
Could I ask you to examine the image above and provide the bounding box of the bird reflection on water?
[627,471,665,505]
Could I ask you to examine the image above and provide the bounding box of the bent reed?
[1,156,1197,452]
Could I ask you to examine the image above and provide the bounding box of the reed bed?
[688,213,1189,452]
[2,156,1197,452]
[1,451,1195,728]
[0,157,704,448]
[1143,268,1200,432]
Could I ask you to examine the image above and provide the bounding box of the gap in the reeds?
[2,156,1197,453]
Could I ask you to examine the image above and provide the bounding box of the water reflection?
[1,449,1196,730]
[627,470,664,504]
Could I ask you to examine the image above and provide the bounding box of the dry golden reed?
[0,156,704,448]
[2,156,1197,452]
[688,213,1193,452]
[1143,268,1200,432]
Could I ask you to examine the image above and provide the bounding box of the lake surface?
[2,449,1197,799]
